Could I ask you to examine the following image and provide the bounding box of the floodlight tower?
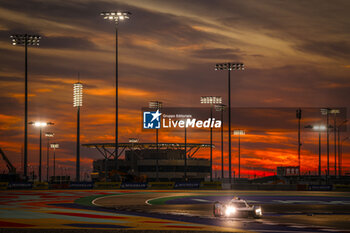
[215,63,244,183]
[74,82,83,181]
[321,108,339,176]
[233,129,245,179]
[29,121,54,182]
[10,34,41,179]
[129,138,139,174]
[50,143,59,178]
[321,108,331,176]
[45,132,54,181]
[149,101,163,181]
[201,96,222,181]
[215,104,226,179]
[305,125,327,177]
[330,109,340,176]
[101,11,131,161]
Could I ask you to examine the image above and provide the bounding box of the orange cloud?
[85,87,151,97]
[35,88,53,93]
[0,114,21,130]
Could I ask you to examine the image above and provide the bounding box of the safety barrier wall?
[333,184,350,191]
[8,182,33,189]
[174,182,200,189]
[148,182,174,189]
[94,182,121,189]
[50,183,69,189]
[308,185,333,191]
[0,182,343,191]
[0,182,8,190]
[32,182,49,189]
[121,182,148,189]
[1,181,223,190]
[200,181,222,189]
[69,182,94,189]
[230,184,299,191]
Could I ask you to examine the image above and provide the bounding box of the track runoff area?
[0,190,350,233]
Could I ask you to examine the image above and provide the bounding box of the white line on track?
[91,194,127,207]
[192,198,211,203]
[261,221,280,225]
[145,195,175,205]
[321,229,344,232]
[289,225,309,228]
[91,195,109,207]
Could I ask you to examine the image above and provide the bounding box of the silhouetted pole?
[215,63,244,183]
[337,120,348,176]
[39,127,42,181]
[10,34,41,179]
[318,131,321,177]
[334,114,337,176]
[296,108,302,176]
[215,104,226,179]
[29,121,54,182]
[184,126,187,181]
[101,11,131,166]
[73,82,83,182]
[149,101,162,181]
[45,132,54,181]
[221,109,224,179]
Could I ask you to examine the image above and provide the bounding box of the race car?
[213,197,262,218]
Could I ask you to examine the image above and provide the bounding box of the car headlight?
[255,208,262,215]
[225,206,236,216]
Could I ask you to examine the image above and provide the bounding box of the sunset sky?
[0,0,349,179]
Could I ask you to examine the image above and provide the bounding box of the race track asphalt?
[1,189,350,233]
[94,190,350,232]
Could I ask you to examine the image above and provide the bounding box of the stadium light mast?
[45,132,54,182]
[74,82,83,181]
[321,108,331,176]
[50,143,59,178]
[330,109,340,176]
[215,63,244,183]
[149,101,163,181]
[233,129,245,179]
[129,138,139,174]
[215,104,226,179]
[29,121,54,182]
[10,34,41,179]
[100,11,131,163]
[201,96,222,181]
[305,125,327,177]
[321,108,339,176]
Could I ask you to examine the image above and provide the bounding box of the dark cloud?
[296,40,350,60]
[42,36,99,50]
[0,1,120,32]
[190,48,242,60]
[0,75,23,83]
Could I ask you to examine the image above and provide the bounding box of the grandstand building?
[84,143,212,182]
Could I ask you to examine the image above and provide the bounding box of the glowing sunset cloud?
[0,0,349,178]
